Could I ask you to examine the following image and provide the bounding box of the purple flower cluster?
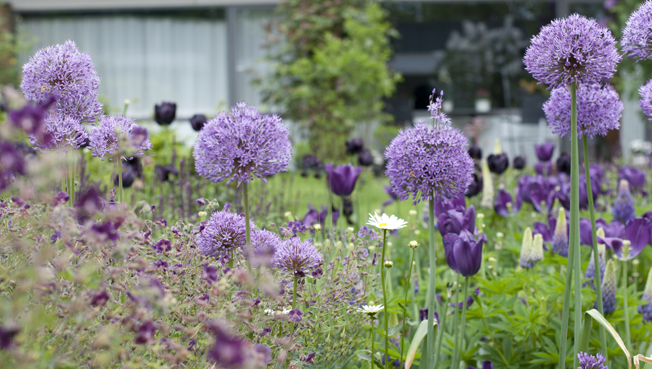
[193,102,291,185]
[543,83,622,139]
[20,40,102,123]
[196,211,255,258]
[385,122,474,204]
[621,0,652,61]
[271,237,323,277]
[88,115,152,160]
[31,115,88,151]
[639,78,652,122]
[250,229,282,264]
[612,180,635,224]
[577,352,607,369]
[523,14,620,88]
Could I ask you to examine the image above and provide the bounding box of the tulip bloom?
[443,229,486,277]
[598,218,652,261]
[437,205,475,237]
[325,163,362,197]
[534,141,555,161]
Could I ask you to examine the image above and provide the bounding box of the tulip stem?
[450,273,461,369]
[582,138,608,358]
[457,277,470,368]
[425,193,438,369]
[243,182,252,275]
[380,228,390,369]
[400,247,416,366]
[623,259,632,350]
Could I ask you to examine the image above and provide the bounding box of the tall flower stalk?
[622,241,632,349]
[400,240,419,366]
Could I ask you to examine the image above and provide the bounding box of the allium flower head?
[621,0,652,61]
[194,102,291,185]
[601,259,617,314]
[523,14,621,88]
[612,179,635,224]
[271,237,323,277]
[89,115,152,160]
[250,229,283,265]
[544,83,623,139]
[639,79,652,122]
[385,121,474,205]
[196,211,255,258]
[20,40,102,123]
[367,213,407,230]
[639,267,652,321]
[577,352,607,369]
[31,114,88,151]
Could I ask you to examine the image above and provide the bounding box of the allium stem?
[433,289,449,366]
[583,138,608,358]
[290,274,298,338]
[456,277,470,368]
[243,182,252,274]
[450,273,461,369]
[425,194,437,369]
[558,81,578,369]
[570,81,583,369]
[623,259,632,350]
[380,229,390,369]
[400,247,416,366]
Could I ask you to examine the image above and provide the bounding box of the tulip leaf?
[583,309,631,369]
[405,319,434,369]
[634,354,652,369]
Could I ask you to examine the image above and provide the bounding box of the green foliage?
[259,0,401,161]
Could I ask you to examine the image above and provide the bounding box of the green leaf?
[388,323,402,337]
[584,309,631,369]
[397,302,407,312]
[405,319,433,369]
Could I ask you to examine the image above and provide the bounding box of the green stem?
[370,317,375,369]
[433,291,449,367]
[457,278,470,368]
[623,260,631,350]
[290,275,298,338]
[243,182,252,274]
[425,192,438,369]
[558,81,578,369]
[450,273,461,369]
[380,229,389,369]
[570,81,583,369]
[400,248,416,365]
[583,138,608,358]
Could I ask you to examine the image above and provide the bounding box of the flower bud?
[384,261,393,268]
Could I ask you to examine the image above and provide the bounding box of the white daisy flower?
[357,304,384,315]
[264,309,274,316]
[281,307,292,314]
[367,213,407,230]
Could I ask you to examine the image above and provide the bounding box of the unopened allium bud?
[409,240,419,249]
[552,208,569,257]
[601,260,617,314]
[384,261,393,268]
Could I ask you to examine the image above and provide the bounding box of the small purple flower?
[90,290,110,307]
[50,230,61,244]
[302,352,316,363]
[325,163,362,197]
[207,321,246,366]
[196,198,205,206]
[134,321,157,344]
[52,191,70,206]
[202,264,219,284]
[0,325,20,349]
[288,308,303,323]
[259,327,271,337]
[152,259,169,269]
[153,239,172,253]
[577,352,607,369]
[468,361,493,369]
[89,221,120,242]
[154,102,176,126]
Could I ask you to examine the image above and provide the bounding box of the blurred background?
[0,0,646,165]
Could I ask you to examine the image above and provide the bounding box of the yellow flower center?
[379,223,387,228]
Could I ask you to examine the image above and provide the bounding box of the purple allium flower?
[535,141,555,161]
[639,267,652,321]
[0,325,20,349]
[207,321,246,366]
[134,321,157,344]
[288,308,303,323]
[193,102,291,184]
[577,352,607,369]
[90,290,110,307]
[31,114,88,151]
[639,79,652,122]
[89,115,152,160]
[601,259,617,314]
[50,230,61,244]
[443,229,487,277]
[196,211,255,258]
[612,180,636,224]
[272,237,323,277]
[621,1,652,61]
[189,113,208,132]
[523,14,621,88]
[346,138,364,155]
[544,83,622,139]
[250,229,282,265]
[20,40,102,123]
[154,102,176,126]
[385,121,474,205]
[325,163,362,197]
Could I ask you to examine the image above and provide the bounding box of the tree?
[259,0,401,161]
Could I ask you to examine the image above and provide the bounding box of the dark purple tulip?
[358,149,374,167]
[599,218,652,260]
[154,102,176,126]
[534,161,553,176]
[603,220,625,239]
[155,164,178,182]
[135,321,157,344]
[345,138,364,155]
[443,229,486,277]
[302,205,327,228]
[465,173,483,198]
[302,154,321,169]
[517,175,556,213]
[325,163,362,197]
[0,325,20,349]
[114,165,136,188]
[468,145,482,160]
[207,321,246,366]
[437,205,475,237]
[123,156,143,178]
[494,189,514,217]
[487,153,509,175]
[534,141,555,162]
[434,192,466,217]
[619,166,646,192]
[556,153,571,175]
[513,156,526,170]
[189,114,208,132]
